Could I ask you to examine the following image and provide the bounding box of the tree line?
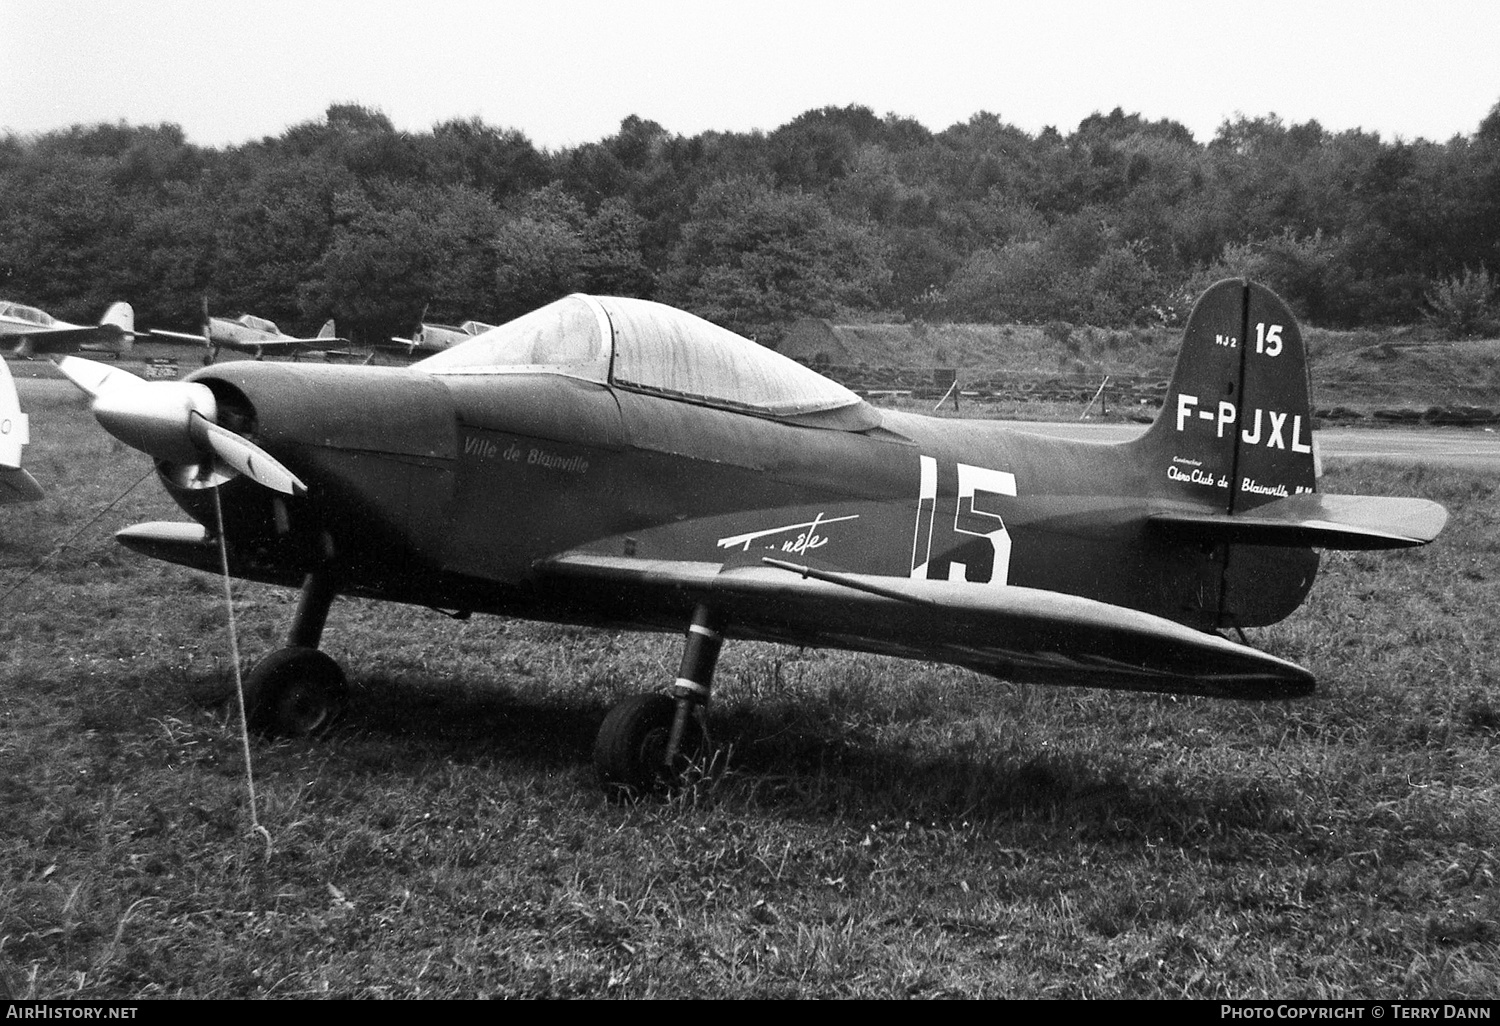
[2,100,1498,347]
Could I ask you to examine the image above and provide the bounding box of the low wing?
[156,331,350,354]
[149,329,210,344]
[0,324,130,355]
[185,336,350,356]
[538,553,1315,699]
[150,328,344,353]
[1151,493,1447,550]
[224,338,305,352]
[113,520,1313,697]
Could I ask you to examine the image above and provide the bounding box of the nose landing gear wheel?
[242,646,348,738]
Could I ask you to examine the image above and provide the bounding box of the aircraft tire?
[243,646,347,738]
[594,693,708,799]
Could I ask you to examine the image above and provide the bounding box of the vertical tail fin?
[1135,278,1317,511]
[318,319,336,340]
[100,301,134,333]
[97,301,135,353]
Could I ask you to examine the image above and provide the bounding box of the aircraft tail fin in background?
[318,320,337,340]
[1133,278,1317,513]
[100,301,134,333]
[96,301,135,353]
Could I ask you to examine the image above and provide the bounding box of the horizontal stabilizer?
[539,552,1315,699]
[1150,493,1448,550]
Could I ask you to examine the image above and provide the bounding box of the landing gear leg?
[243,573,347,738]
[594,605,723,797]
[666,604,723,765]
[287,572,338,648]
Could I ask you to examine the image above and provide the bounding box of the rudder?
[100,301,134,333]
[98,301,135,353]
[1136,278,1317,512]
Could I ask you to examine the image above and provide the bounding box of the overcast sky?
[3,0,1497,150]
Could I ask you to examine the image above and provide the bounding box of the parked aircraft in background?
[0,354,41,503]
[388,319,498,358]
[0,299,137,358]
[57,279,1446,797]
[153,311,349,363]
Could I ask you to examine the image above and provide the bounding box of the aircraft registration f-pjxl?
[57,279,1446,795]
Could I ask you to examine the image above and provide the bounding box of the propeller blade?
[56,356,305,495]
[55,354,136,399]
[190,413,305,496]
[92,380,217,466]
[201,295,215,364]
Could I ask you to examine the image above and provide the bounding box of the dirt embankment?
[779,318,1500,423]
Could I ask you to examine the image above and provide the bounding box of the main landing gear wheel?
[243,646,348,738]
[594,693,709,799]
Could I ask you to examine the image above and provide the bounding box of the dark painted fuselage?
[163,359,1316,646]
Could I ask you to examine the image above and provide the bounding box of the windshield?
[416,296,612,379]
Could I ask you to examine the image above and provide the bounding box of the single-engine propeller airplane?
[0,353,42,503]
[388,319,498,358]
[0,299,138,358]
[56,279,1447,795]
[152,309,348,363]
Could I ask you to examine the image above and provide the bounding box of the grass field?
[1,382,1497,998]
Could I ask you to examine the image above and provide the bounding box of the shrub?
[1425,267,1499,339]
[1043,320,1076,351]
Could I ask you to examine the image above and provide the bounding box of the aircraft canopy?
[236,315,280,334]
[0,302,55,327]
[417,294,866,418]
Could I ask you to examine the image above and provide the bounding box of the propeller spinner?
[56,356,306,495]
